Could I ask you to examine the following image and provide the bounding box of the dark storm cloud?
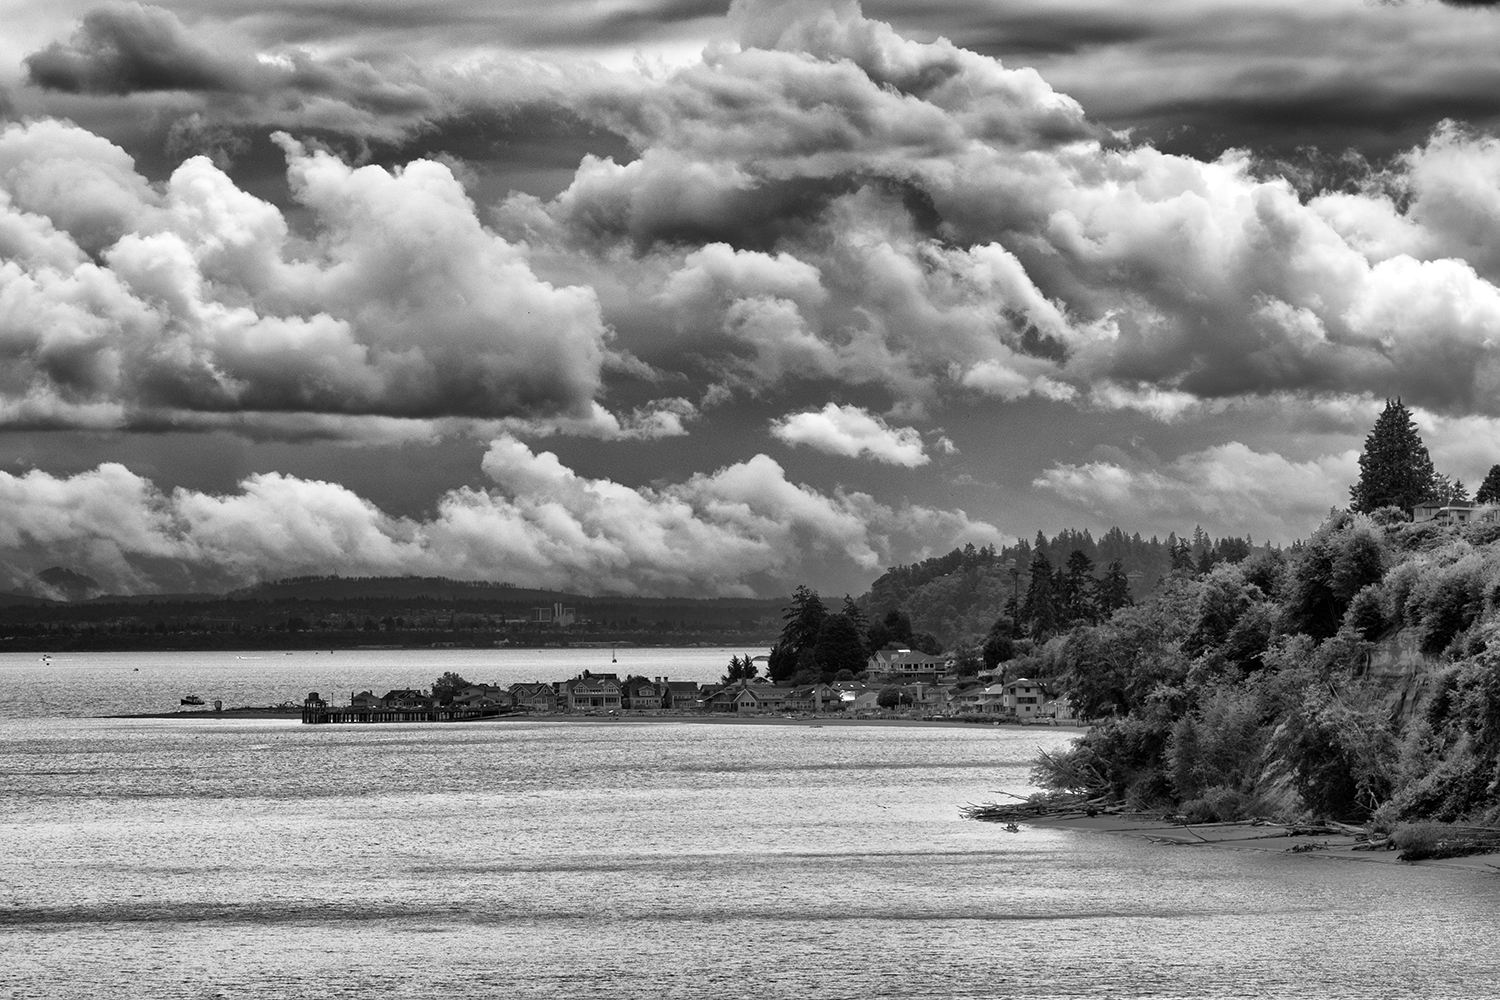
[25,2,246,94]
[25,3,446,129]
[178,0,731,51]
[850,1,1500,163]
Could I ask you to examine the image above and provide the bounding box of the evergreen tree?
[1062,550,1096,626]
[1021,548,1057,640]
[1479,465,1500,504]
[1350,398,1440,514]
[722,654,757,683]
[982,616,1015,672]
[841,595,869,642]
[779,586,827,656]
[1094,559,1133,616]
[813,612,868,679]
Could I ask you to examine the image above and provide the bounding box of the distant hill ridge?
[226,575,563,603]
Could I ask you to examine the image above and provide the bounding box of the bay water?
[2,650,1497,998]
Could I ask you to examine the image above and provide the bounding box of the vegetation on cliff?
[1026,403,1500,828]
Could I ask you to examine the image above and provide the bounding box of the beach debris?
[1288,841,1329,853]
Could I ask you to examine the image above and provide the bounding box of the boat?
[180,695,205,706]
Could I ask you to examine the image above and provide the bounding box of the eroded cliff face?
[1362,630,1440,725]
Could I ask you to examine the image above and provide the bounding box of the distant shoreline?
[104,706,1086,730]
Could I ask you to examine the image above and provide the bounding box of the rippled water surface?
[2,653,1498,998]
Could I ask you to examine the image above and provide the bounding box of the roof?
[869,648,947,666]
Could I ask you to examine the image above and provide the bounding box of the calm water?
[2,652,1498,999]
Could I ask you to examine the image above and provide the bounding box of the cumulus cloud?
[0,440,1004,597]
[1033,442,1360,543]
[480,1,1500,422]
[770,402,929,466]
[0,120,617,436]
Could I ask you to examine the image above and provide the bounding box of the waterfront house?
[557,674,623,711]
[381,689,433,710]
[662,680,701,710]
[1002,678,1056,719]
[351,690,383,710]
[622,678,664,710]
[452,684,511,711]
[705,682,789,714]
[785,683,838,712]
[865,647,949,682]
[509,682,559,712]
[952,683,1008,714]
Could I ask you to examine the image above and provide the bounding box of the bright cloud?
[1033,443,1361,543]
[770,402,929,466]
[0,438,1003,596]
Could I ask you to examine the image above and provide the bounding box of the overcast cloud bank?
[4,0,1500,594]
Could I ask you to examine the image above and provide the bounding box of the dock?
[300,692,515,724]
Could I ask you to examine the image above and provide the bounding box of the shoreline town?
[234,647,1078,726]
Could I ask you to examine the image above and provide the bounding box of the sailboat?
[611,645,617,664]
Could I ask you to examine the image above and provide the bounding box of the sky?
[4,0,1500,599]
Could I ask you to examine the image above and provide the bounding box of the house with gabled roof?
[785,683,838,712]
[1002,677,1057,719]
[662,680,701,710]
[622,678,664,710]
[557,674,623,711]
[380,688,433,710]
[508,682,558,712]
[866,647,949,682]
[452,684,511,711]
[705,682,788,714]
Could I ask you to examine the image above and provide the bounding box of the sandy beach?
[1017,812,1500,874]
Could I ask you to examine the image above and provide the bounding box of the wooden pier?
[301,693,514,724]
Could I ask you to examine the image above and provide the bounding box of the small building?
[531,602,578,626]
[1412,502,1499,525]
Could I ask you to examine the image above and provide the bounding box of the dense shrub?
[1269,692,1395,820]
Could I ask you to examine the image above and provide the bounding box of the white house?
[1002,677,1056,719]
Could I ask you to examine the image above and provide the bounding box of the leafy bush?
[1178,787,1253,824]
[1390,821,1500,861]
[1166,685,1268,800]
[1269,691,1395,820]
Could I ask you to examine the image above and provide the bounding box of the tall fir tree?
[1093,559,1133,616]
[1061,550,1096,626]
[1349,398,1440,514]
[1021,548,1057,640]
[1478,464,1500,504]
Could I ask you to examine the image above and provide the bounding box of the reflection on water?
[2,708,1499,999]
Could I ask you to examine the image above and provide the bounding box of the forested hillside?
[1028,510,1500,829]
[859,528,1259,647]
[1026,400,1500,831]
